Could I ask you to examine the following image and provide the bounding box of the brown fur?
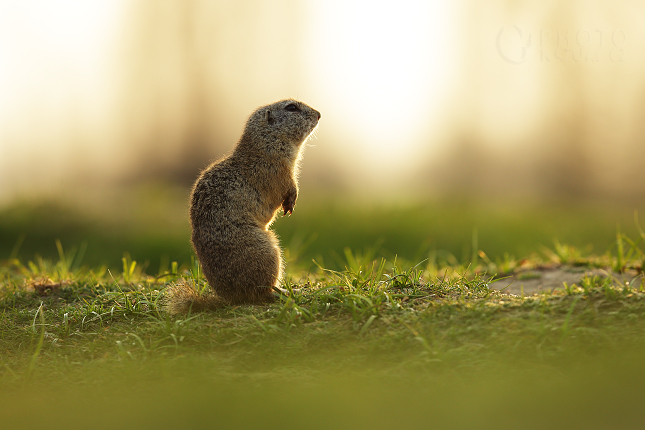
[165,99,320,314]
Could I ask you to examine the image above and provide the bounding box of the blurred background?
[1,0,644,272]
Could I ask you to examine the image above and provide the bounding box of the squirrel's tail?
[164,279,223,314]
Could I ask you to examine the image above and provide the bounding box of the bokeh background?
[1,0,644,272]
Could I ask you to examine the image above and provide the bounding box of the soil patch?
[489,266,642,295]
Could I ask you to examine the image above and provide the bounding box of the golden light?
[305,0,458,171]
[2,1,644,201]
[0,0,123,196]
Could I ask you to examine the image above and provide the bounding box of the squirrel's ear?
[265,109,274,125]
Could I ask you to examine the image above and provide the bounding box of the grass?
[1,232,645,429]
[2,194,645,428]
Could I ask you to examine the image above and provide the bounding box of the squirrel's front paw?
[282,189,297,216]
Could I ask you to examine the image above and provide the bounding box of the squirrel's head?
[240,99,320,156]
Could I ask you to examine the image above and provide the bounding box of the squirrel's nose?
[315,110,321,120]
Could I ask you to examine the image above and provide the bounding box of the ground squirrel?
[165,99,320,314]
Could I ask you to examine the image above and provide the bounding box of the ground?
[491,265,642,295]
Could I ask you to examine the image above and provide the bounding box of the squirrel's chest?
[254,187,284,226]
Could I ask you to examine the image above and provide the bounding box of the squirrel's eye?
[284,104,299,112]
